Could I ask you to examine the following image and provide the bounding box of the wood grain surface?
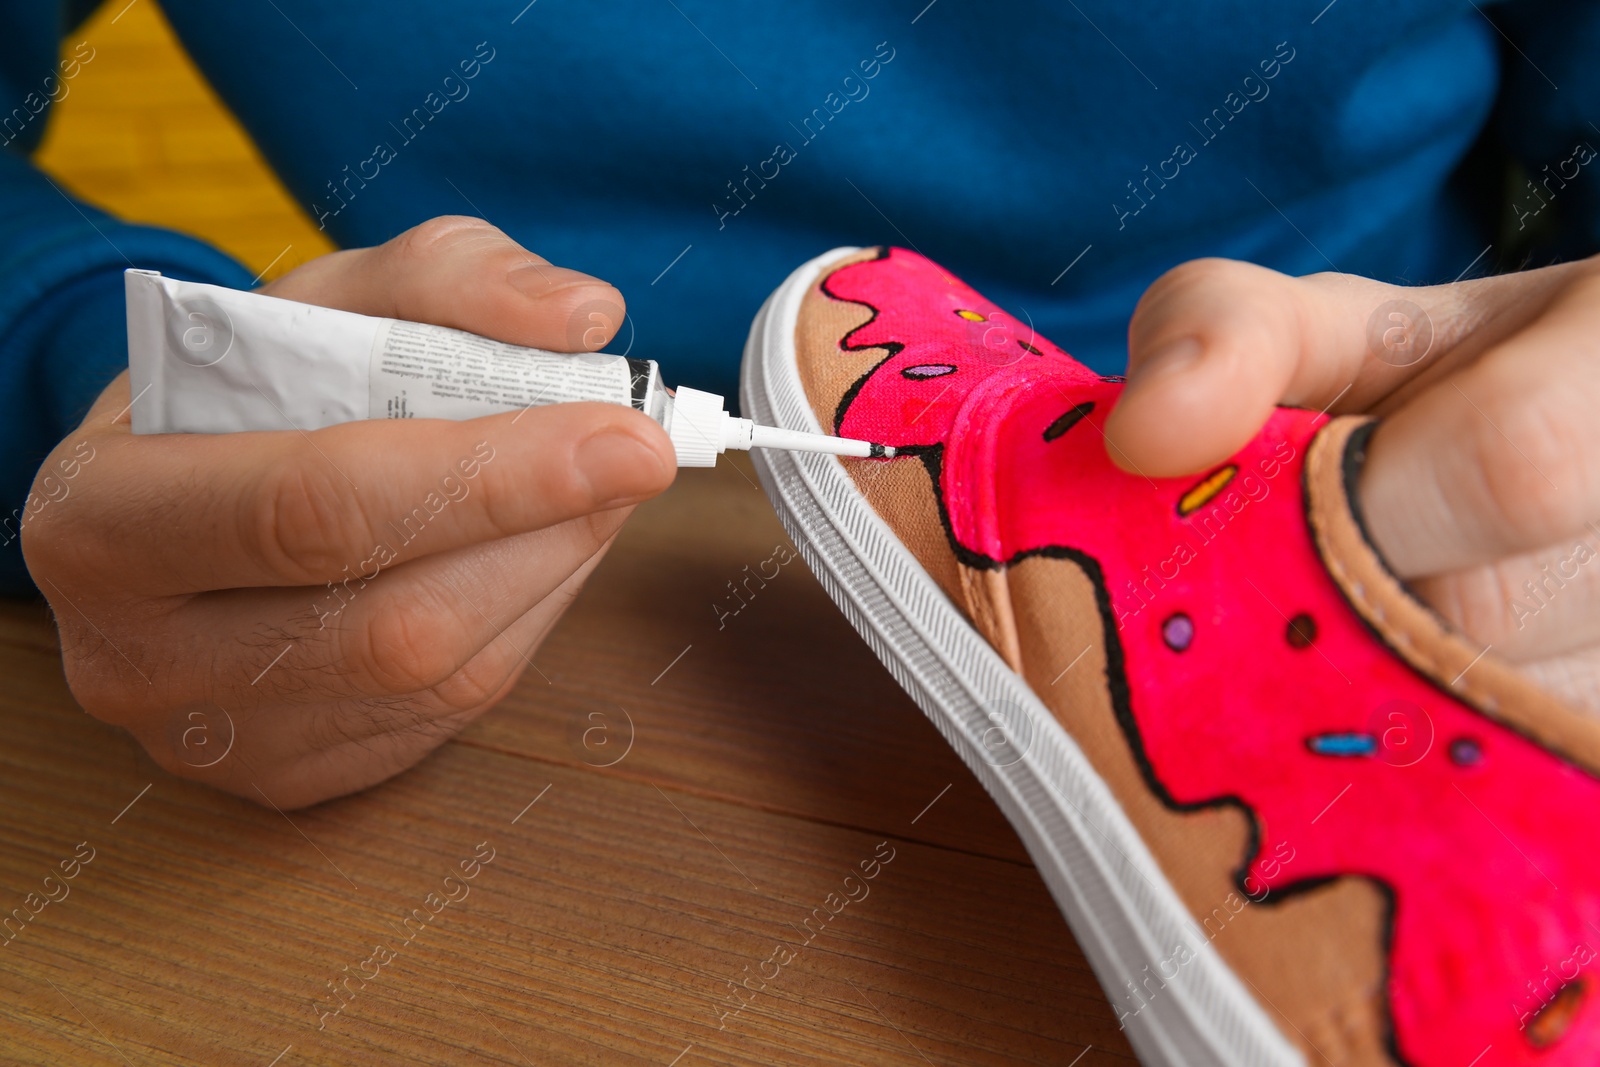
[0,458,1137,1065]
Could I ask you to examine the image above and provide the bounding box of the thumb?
[1101,257,1522,478]
[259,215,626,353]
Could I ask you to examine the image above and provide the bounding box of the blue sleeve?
[0,2,254,596]
[1491,0,1600,260]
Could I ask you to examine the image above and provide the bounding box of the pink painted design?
[827,247,1600,1063]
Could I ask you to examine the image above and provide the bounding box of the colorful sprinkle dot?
[1449,737,1483,767]
[1307,732,1378,757]
[901,364,958,380]
[1177,465,1238,517]
[1162,613,1194,652]
[1527,979,1584,1047]
[1287,614,1317,648]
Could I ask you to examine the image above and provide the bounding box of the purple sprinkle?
[1449,737,1483,767]
[1162,613,1194,652]
[901,364,958,380]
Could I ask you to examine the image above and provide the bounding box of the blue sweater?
[2,0,1596,593]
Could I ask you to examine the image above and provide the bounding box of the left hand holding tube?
[23,216,676,806]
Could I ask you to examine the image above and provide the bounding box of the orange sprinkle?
[1178,465,1238,516]
[1529,980,1584,1048]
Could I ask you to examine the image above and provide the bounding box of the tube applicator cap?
[664,387,891,467]
[665,386,730,467]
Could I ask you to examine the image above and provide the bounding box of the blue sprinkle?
[1306,732,1378,757]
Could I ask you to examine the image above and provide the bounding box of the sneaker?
[740,246,1600,1066]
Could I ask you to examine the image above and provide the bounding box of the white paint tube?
[123,270,893,467]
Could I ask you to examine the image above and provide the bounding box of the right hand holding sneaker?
[1105,255,1600,709]
[754,245,1600,1063]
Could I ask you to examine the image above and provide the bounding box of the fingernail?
[1132,337,1203,384]
[506,262,614,301]
[576,428,670,506]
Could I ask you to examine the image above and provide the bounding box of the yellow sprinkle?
[955,309,986,321]
[1178,465,1238,516]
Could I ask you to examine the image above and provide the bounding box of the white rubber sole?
[740,249,1304,1067]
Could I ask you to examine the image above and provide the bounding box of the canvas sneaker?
[739,246,1600,1067]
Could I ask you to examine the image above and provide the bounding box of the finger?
[1102,257,1581,477]
[42,399,673,595]
[1358,269,1600,577]
[1407,533,1600,662]
[1511,648,1600,717]
[260,215,626,352]
[268,505,626,705]
[392,531,612,720]
[190,539,614,809]
[140,504,629,711]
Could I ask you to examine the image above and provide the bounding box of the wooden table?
[0,455,1135,1066]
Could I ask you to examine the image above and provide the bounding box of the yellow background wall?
[32,0,335,282]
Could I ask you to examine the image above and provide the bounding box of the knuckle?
[346,591,468,695]
[1167,255,1240,284]
[135,726,209,782]
[19,517,63,582]
[18,451,94,580]
[254,457,366,583]
[59,655,153,726]
[425,653,517,716]
[1131,258,1290,345]
[303,695,420,752]
[1414,568,1512,644]
[385,215,529,321]
[575,507,624,558]
[289,698,468,803]
[1143,257,1250,305]
[48,597,183,726]
[1469,394,1581,542]
[394,215,502,262]
[468,471,532,542]
[476,442,610,534]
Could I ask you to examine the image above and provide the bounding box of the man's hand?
[1104,255,1600,710]
[23,216,676,807]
